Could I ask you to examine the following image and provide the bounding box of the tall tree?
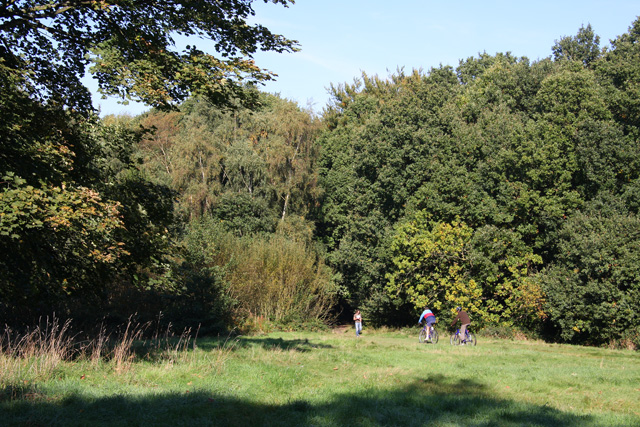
[0,81,134,318]
[317,68,460,319]
[552,24,602,68]
[540,208,640,345]
[596,17,640,138]
[139,93,321,234]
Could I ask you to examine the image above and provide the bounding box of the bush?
[607,328,640,351]
[480,325,541,341]
[179,219,337,331]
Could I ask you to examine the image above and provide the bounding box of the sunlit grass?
[1,325,639,426]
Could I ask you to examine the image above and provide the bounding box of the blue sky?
[91,0,639,116]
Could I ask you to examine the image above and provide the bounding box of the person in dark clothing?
[451,307,471,344]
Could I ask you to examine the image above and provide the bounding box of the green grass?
[2,328,639,426]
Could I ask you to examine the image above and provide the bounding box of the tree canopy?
[316,18,640,345]
[0,0,298,111]
[2,4,640,347]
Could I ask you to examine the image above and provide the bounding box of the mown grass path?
[2,328,639,426]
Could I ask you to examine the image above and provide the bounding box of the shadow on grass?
[122,334,333,362]
[2,374,627,427]
[195,336,334,353]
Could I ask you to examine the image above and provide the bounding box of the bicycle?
[418,324,439,344]
[450,328,476,346]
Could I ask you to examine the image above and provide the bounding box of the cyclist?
[418,307,437,340]
[451,307,471,344]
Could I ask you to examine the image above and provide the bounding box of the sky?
[90,0,639,117]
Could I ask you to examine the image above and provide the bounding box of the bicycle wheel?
[450,333,460,345]
[466,332,477,346]
[419,329,427,343]
[431,328,439,344]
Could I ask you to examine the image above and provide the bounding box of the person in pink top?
[418,307,437,340]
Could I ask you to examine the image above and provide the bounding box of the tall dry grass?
[0,316,199,399]
[88,317,199,369]
[0,317,74,398]
[140,321,198,366]
[110,319,146,373]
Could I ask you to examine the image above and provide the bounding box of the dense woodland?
[1,1,639,347]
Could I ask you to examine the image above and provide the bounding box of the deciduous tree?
[0,0,299,111]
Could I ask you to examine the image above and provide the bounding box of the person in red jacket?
[451,307,471,344]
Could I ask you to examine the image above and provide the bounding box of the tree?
[596,17,640,137]
[540,209,640,345]
[385,212,544,328]
[317,68,460,316]
[552,24,602,68]
[0,0,299,111]
[0,80,133,319]
[138,92,322,233]
[385,213,482,317]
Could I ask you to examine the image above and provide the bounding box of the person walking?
[354,309,363,337]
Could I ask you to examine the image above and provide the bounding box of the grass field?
[1,326,639,426]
